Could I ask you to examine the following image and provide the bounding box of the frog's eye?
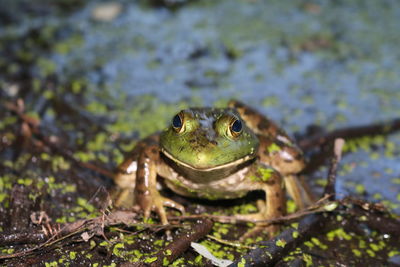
[229,119,242,137]
[172,112,184,133]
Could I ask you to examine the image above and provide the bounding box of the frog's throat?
[160,148,254,172]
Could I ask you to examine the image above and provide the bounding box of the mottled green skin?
[160,108,259,170]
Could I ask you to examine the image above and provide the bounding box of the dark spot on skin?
[266,179,276,186]
[210,140,218,146]
[275,192,280,198]
[277,206,283,212]
[244,108,255,116]
[231,101,244,109]
[283,159,293,163]
[274,139,287,147]
[257,120,270,131]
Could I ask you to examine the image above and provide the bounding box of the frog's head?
[160,108,259,171]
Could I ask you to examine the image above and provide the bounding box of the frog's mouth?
[160,148,254,172]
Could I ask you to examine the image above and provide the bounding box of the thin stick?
[169,195,333,225]
[323,138,345,200]
[149,219,213,267]
[298,118,400,150]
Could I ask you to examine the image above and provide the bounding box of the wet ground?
[0,0,399,266]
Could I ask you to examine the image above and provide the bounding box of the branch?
[169,194,334,225]
[149,219,213,267]
[323,138,344,200]
[298,118,400,150]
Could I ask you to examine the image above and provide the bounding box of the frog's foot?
[141,193,185,225]
[235,212,279,241]
[284,174,315,210]
[234,211,280,241]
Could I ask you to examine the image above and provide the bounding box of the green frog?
[113,100,314,235]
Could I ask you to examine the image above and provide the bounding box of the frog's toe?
[161,197,185,214]
[240,224,279,241]
[147,195,185,225]
[153,202,168,225]
[234,213,280,241]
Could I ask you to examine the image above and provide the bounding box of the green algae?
[237,257,246,267]
[194,254,203,264]
[106,96,188,138]
[44,261,58,267]
[310,237,328,250]
[171,257,185,266]
[304,241,314,249]
[276,239,287,248]
[144,256,157,263]
[76,197,96,213]
[69,251,77,260]
[302,253,313,267]
[112,243,125,257]
[162,257,170,266]
[326,228,352,241]
[286,199,297,213]
[292,231,299,238]
[352,248,362,257]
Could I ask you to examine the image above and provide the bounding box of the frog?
[113,100,314,236]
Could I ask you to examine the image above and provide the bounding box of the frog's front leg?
[235,164,286,237]
[135,144,185,225]
[113,135,184,225]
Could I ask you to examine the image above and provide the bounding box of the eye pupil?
[172,114,182,128]
[231,119,242,133]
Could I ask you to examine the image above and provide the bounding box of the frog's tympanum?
[113,100,314,236]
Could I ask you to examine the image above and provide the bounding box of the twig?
[0,232,48,246]
[149,219,213,267]
[341,197,400,237]
[298,118,400,150]
[206,235,256,250]
[168,194,333,225]
[323,138,344,200]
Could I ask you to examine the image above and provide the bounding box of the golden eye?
[172,112,184,133]
[229,118,242,137]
